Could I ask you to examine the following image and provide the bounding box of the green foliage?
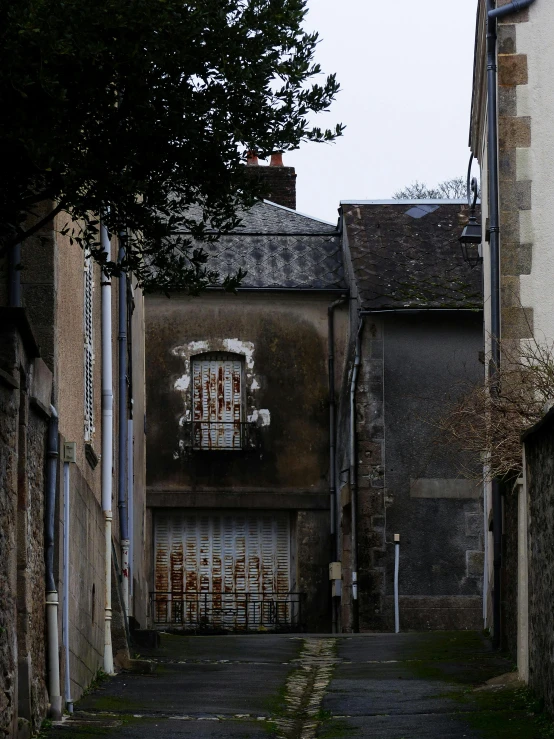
[0,0,342,291]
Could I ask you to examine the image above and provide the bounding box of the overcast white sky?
[267,0,478,223]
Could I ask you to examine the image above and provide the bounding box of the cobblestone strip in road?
[273,638,337,739]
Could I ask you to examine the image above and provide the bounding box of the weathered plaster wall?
[62,456,105,700]
[524,414,554,716]
[55,226,104,499]
[145,291,347,630]
[146,292,346,494]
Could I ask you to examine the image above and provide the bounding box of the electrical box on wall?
[329,561,342,580]
[63,442,77,464]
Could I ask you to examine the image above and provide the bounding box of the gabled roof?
[201,200,345,290]
[342,202,483,310]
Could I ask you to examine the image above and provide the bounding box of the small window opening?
[191,353,244,450]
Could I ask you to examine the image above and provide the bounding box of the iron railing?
[150,591,305,631]
[180,421,260,451]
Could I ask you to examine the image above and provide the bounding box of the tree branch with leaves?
[0,0,343,292]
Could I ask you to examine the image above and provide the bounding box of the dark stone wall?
[338,311,484,632]
[0,328,21,737]
[0,318,50,736]
[525,415,554,715]
[501,477,519,658]
[380,313,484,630]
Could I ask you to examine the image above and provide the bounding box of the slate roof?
[191,201,345,290]
[341,201,483,310]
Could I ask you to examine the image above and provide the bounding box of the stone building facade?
[145,174,485,635]
[145,161,348,632]
[0,211,148,736]
[0,312,51,736]
[336,201,484,632]
[470,0,550,658]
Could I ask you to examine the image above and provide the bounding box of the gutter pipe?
[349,317,364,633]
[118,242,130,621]
[328,296,347,633]
[486,0,536,649]
[489,0,535,18]
[45,406,62,720]
[100,219,115,675]
[360,308,480,315]
[62,460,73,713]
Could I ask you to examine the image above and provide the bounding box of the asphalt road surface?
[43,631,550,738]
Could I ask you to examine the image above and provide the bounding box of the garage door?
[153,511,294,630]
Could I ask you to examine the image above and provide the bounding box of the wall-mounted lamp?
[459,171,483,268]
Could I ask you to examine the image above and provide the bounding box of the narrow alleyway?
[42,632,552,739]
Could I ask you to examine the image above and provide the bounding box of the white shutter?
[83,257,94,441]
[154,512,291,629]
[192,356,242,449]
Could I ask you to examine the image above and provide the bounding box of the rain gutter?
[100,219,115,675]
[45,405,62,719]
[350,317,364,633]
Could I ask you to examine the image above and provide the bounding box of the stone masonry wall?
[0,317,51,736]
[0,326,21,738]
[525,414,554,716]
[355,320,387,631]
[497,6,533,658]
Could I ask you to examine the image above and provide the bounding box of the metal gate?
[192,355,242,449]
[152,511,301,630]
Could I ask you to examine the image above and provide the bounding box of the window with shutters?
[84,256,95,441]
[191,353,243,449]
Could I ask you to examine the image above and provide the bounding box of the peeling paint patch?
[223,338,255,369]
[174,375,190,392]
[251,378,260,391]
[248,409,271,426]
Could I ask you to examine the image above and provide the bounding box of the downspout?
[62,459,73,713]
[350,317,364,633]
[328,296,347,634]
[45,406,62,720]
[485,0,536,650]
[488,0,535,18]
[127,282,135,607]
[118,242,130,621]
[100,219,115,675]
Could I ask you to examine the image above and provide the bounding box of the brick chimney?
[244,152,296,210]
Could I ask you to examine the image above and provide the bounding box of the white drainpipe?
[101,220,115,675]
[127,418,134,605]
[62,460,73,713]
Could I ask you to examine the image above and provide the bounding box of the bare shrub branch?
[437,337,554,480]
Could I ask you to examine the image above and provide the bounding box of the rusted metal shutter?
[192,355,242,449]
[154,511,291,629]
